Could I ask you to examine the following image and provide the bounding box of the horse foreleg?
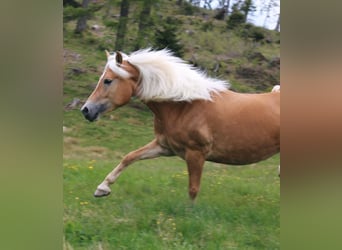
[94,139,170,197]
[185,150,205,202]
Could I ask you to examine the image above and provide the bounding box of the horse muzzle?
[81,102,107,122]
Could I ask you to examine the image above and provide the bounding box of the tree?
[135,0,153,50]
[227,2,245,29]
[115,0,130,51]
[203,0,214,9]
[260,0,279,29]
[240,0,256,23]
[74,0,90,34]
[64,0,102,26]
[154,17,184,57]
[218,0,231,14]
[225,0,231,14]
[274,14,280,31]
[214,8,227,20]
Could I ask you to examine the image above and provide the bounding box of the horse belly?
[207,128,279,165]
[208,144,279,165]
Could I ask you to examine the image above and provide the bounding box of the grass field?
[63,106,280,250]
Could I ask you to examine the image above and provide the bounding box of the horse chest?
[155,125,212,159]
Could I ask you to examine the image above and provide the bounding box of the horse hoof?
[94,189,111,197]
[94,185,111,197]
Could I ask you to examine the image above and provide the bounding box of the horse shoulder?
[153,101,213,157]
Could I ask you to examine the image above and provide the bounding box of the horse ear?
[116,51,123,65]
[105,50,110,58]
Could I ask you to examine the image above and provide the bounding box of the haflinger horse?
[81,48,280,201]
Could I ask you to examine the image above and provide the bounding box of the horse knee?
[189,186,199,200]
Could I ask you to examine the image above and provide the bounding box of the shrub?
[181,2,199,16]
[103,20,117,29]
[227,11,245,30]
[240,24,266,42]
[201,21,214,32]
[247,26,266,42]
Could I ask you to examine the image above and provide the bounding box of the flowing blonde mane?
[108,48,229,102]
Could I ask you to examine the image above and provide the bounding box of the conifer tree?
[74,0,90,34]
[115,0,130,51]
[135,0,154,50]
[154,17,184,57]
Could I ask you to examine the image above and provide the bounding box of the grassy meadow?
[63,105,280,250]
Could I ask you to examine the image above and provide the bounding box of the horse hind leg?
[185,150,205,202]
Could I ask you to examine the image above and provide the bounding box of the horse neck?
[146,101,186,122]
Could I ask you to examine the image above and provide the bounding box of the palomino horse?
[271,84,281,176]
[81,48,280,201]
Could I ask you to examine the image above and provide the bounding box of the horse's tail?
[271,85,280,92]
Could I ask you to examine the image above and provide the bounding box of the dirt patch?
[63,48,82,64]
[63,136,121,160]
[235,65,279,91]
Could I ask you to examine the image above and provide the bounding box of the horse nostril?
[82,107,89,115]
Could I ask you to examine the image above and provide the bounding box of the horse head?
[81,51,139,121]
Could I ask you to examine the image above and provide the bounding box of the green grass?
[63,106,279,249]
[63,94,279,249]
[64,154,279,249]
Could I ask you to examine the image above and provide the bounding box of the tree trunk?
[135,0,153,50]
[241,0,255,23]
[225,0,231,14]
[75,0,90,34]
[274,14,280,31]
[115,0,130,51]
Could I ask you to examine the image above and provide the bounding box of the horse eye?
[103,79,112,85]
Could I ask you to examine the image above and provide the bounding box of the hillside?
[63,0,280,106]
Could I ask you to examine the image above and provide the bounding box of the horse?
[81,48,280,201]
[271,84,280,176]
